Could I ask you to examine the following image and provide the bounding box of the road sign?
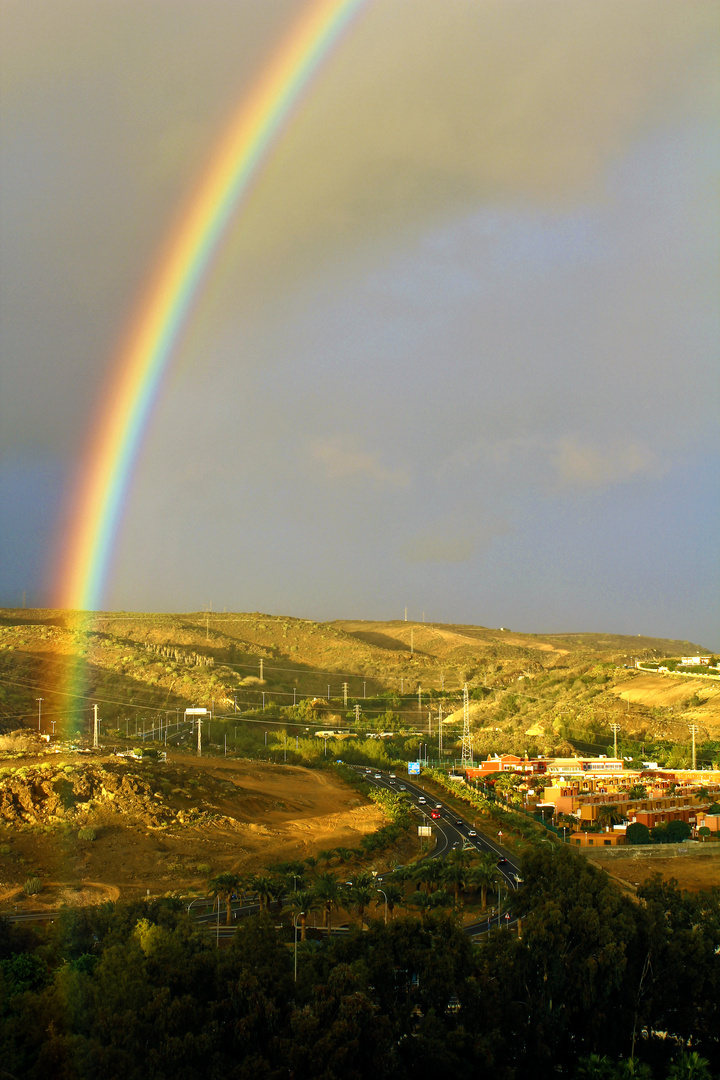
[418,825,432,837]
[408,761,421,775]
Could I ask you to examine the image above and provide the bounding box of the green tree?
[665,819,692,843]
[626,822,651,845]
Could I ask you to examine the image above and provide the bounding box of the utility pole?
[689,724,699,770]
[259,658,264,682]
[438,704,443,758]
[427,707,432,737]
[327,684,330,701]
[461,684,473,769]
[610,723,621,760]
[342,682,349,709]
[197,717,202,757]
[404,607,407,622]
[354,704,361,725]
[36,698,43,733]
[93,704,99,749]
[206,615,209,641]
[417,686,422,713]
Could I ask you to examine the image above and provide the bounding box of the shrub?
[77,827,96,841]
[23,877,42,896]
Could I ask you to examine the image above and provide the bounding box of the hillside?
[0,609,717,765]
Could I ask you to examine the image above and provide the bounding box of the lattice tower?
[460,683,473,768]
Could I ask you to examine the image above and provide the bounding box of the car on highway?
[418,796,426,803]
[374,774,382,779]
[435,803,442,809]
[468,830,477,837]
[398,785,406,790]
[497,857,508,866]
[455,820,463,826]
[389,773,396,779]
[431,811,440,819]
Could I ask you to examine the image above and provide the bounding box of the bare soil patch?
[587,849,720,895]
[0,752,384,904]
[612,674,720,710]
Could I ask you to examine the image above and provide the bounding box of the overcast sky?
[1,0,718,647]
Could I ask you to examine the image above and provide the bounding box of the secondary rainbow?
[57,0,367,611]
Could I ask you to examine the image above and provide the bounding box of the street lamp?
[376,887,388,924]
[36,698,43,732]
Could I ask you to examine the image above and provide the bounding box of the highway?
[347,766,522,885]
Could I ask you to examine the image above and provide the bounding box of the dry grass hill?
[0,608,717,765]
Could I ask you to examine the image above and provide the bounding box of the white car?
[374,773,382,779]
[389,773,396,779]
[418,797,426,804]
[468,829,477,837]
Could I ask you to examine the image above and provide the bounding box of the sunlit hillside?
[0,608,717,766]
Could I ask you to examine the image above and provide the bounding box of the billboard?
[408,761,421,775]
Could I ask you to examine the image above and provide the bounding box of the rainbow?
[56,0,368,611]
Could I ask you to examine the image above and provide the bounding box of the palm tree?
[349,884,373,927]
[290,888,316,941]
[443,861,466,908]
[407,889,433,915]
[429,887,452,910]
[268,876,287,915]
[313,871,342,933]
[666,1051,712,1080]
[597,803,624,829]
[208,871,242,925]
[353,870,375,889]
[467,854,500,912]
[251,875,274,912]
[378,882,403,921]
